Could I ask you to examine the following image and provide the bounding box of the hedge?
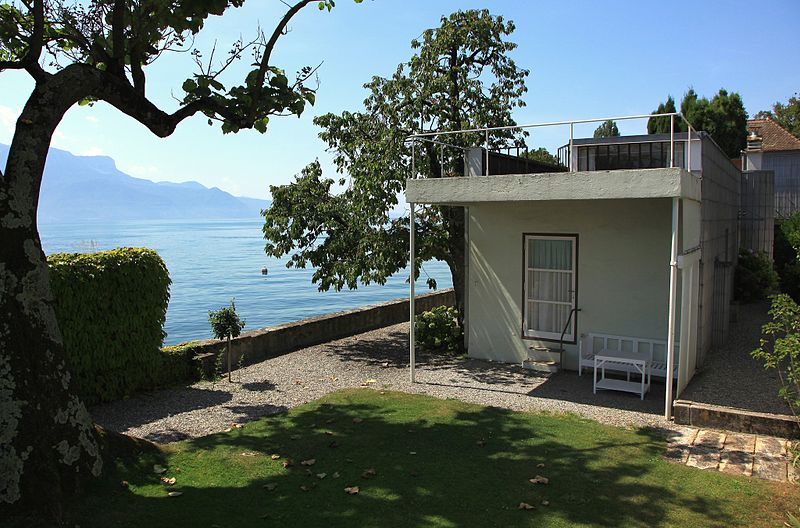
[48,247,174,404]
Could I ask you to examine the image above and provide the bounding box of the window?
[523,235,577,341]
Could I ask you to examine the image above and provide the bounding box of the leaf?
[541,500,550,506]
[529,475,549,485]
[120,480,129,489]
[352,417,363,424]
[263,483,277,491]
[316,472,327,479]
[271,454,281,460]
[300,485,311,492]
[344,486,360,495]
[301,459,316,466]
[332,472,340,479]
[167,491,183,497]
[536,463,545,468]
[153,464,167,474]
[160,476,176,485]
[361,468,377,479]
[282,459,293,468]
[518,502,535,510]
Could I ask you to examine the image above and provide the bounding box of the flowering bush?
[415,306,463,353]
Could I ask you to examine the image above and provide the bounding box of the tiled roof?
[747,118,800,152]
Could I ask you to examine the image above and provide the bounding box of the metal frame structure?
[406,113,698,420]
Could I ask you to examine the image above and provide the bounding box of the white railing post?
[669,114,675,168]
[409,201,416,383]
[665,197,679,419]
[569,123,574,171]
[484,130,489,176]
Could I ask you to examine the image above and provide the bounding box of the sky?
[1,0,798,199]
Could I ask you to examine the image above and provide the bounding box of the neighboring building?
[406,119,742,418]
[743,117,800,219]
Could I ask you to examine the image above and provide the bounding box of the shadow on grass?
[68,390,776,528]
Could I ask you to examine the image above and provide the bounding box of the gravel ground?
[92,323,675,443]
[680,301,792,415]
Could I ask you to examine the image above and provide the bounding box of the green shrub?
[157,341,205,387]
[733,249,778,303]
[48,247,171,404]
[415,305,463,353]
[775,217,800,301]
[753,294,800,438]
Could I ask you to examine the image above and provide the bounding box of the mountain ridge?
[0,143,270,222]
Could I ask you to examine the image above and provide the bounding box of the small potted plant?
[208,299,245,382]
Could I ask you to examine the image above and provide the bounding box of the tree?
[523,147,560,166]
[756,93,800,138]
[593,119,619,138]
[263,10,528,342]
[209,300,245,382]
[0,0,342,518]
[647,88,748,158]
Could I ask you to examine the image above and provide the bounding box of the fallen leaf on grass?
[300,485,312,492]
[541,500,550,506]
[282,459,293,468]
[332,472,340,479]
[316,473,327,479]
[120,481,129,489]
[167,491,183,498]
[536,463,545,468]
[529,475,549,485]
[344,486,360,495]
[160,477,176,486]
[270,454,281,460]
[323,430,334,436]
[153,464,167,474]
[361,468,377,479]
[518,502,535,510]
[352,417,363,424]
[263,484,277,491]
[241,451,259,457]
[409,451,417,455]
[301,459,316,466]
[232,423,243,429]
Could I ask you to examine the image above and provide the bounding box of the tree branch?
[108,0,127,78]
[250,0,315,115]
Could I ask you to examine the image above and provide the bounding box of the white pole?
[484,130,489,175]
[665,197,679,419]
[569,123,574,171]
[409,201,416,383]
[669,114,675,168]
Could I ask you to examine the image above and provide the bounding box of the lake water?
[40,218,452,345]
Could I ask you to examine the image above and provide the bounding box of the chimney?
[746,130,763,151]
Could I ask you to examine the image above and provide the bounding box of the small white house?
[406,115,741,418]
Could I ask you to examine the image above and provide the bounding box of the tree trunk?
[0,76,102,520]
[443,205,467,351]
[227,334,232,382]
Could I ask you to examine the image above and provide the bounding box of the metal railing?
[406,112,700,179]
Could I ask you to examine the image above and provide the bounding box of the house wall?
[739,170,775,258]
[467,198,673,368]
[763,151,800,219]
[698,135,741,363]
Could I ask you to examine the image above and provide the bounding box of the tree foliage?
[593,119,619,138]
[647,88,748,158]
[522,147,560,167]
[263,10,529,323]
[756,92,800,139]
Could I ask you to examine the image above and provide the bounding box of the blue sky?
[1,0,798,199]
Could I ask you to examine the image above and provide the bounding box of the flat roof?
[406,168,700,205]
[571,131,702,147]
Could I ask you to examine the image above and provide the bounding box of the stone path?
[664,426,797,482]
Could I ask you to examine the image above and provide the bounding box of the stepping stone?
[665,426,699,447]
[686,446,720,471]
[694,430,726,450]
[754,436,785,458]
[719,448,753,477]
[723,433,755,454]
[664,446,690,464]
[752,454,787,481]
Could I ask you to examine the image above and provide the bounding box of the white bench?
[578,333,678,379]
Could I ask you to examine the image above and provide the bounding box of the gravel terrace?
[680,301,791,416]
[92,323,674,443]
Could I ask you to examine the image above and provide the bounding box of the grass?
[67,389,796,527]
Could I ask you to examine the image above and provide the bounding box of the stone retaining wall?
[192,289,455,376]
[674,399,798,439]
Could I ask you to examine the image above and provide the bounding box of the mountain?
[0,144,270,222]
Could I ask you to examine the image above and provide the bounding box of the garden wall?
[190,289,455,376]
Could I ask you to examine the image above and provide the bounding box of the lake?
[40,218,453,345]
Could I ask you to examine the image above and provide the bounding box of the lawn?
[67,389,796,527]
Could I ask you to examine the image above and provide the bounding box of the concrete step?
[522,359,560,373]
[528,347,562,363]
